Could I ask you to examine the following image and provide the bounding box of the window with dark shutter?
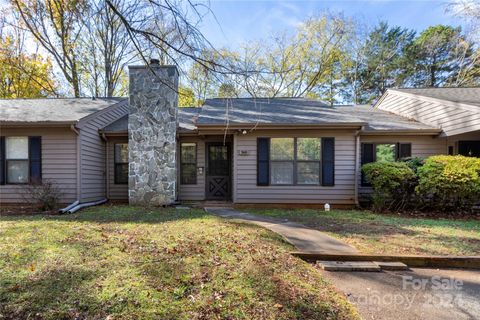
[398,143,412,159]
[114,143,129,184]
[29,137,42,184]
[257,138,270,186]
[321,137,335,186]
[361,143,375,186]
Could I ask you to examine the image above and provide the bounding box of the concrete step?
[374,261,409,270]
[317,261,381,272]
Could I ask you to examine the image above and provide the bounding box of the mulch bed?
[368,209,480,220]
[0,205,59,216]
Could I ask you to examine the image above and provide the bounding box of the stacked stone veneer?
[128,64,178,205]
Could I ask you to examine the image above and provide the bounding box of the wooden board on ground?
[317,261,381,272]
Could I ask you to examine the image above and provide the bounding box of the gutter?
[68,122,83,212]
[359,129,442,136]
[354,127,363,207]
[0,121,77,127]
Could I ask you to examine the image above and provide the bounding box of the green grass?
[0,205,358,320]
[244,209,480,256]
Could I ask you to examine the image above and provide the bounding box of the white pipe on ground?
[59,200,80,213]
[67,199,107,214]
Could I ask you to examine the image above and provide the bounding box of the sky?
[199,0,464,49]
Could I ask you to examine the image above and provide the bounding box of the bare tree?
[105,0,237,83]
[80,0,140,97]
[10,0,86,97]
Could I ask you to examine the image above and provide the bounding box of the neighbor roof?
[391,87,480,107]
[0,97,126,124]
[196,98,439,132]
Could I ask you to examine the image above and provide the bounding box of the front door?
[206,142,231,200]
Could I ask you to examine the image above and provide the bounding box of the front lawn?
[0,205,358,320]
[244,209,480,256]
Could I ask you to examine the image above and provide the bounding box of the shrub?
[402,157,425,173]
[416,155,480,211]
[23,180,63,211]
[362,161,417,212]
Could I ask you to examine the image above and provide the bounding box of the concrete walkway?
[321,267,480,320]
[205,207,357,253]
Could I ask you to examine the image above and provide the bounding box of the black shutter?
[398,143,412,159]
[0,137,5,185]
[361,143,375,186]
[321,137,335,186]
[257,138,270,186]
[29,136,42,184]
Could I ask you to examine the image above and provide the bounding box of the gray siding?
[447,130,480,154]
[106,137,128,200]
[233,130,357,205]
[78,102,129,202]
[178,136,206,201]
[0,127,77,204]
[377,90,480,136]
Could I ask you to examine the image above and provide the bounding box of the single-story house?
[1,61,479,208]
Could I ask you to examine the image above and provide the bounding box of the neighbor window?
[6,137,29,184]
[181,143,197,185]
[114,143,128,184]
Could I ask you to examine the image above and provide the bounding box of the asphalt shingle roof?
[392,87,480,107]
[101,107,201,133]
[196,98,438,131]
[0,97,126,123]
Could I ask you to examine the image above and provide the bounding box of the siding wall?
[359,135,447,197]
[178,136,206,201]
[78,102,129,202]
[446,130,480,154]
[106,137,128,200]
[233,130,357,205]
[377,91,480,136]
[0,127,77,204]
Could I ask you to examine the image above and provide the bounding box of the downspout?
[60,123,82,213]
[354,126,363,207]
[100,132,109,201]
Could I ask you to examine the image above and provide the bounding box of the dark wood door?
[206,143,231,200]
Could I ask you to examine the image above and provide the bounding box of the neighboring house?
[0,61,479,208]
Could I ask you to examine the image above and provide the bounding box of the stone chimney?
[128,60,178,205]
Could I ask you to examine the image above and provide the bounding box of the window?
[270,138,294,185]
[114,143,128,184]
[297,138,321,184]
[361,142,412,186]
[268,138,323,185]
[181,143,197,184]
[375,144,396,162]
[6,137,29,184]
